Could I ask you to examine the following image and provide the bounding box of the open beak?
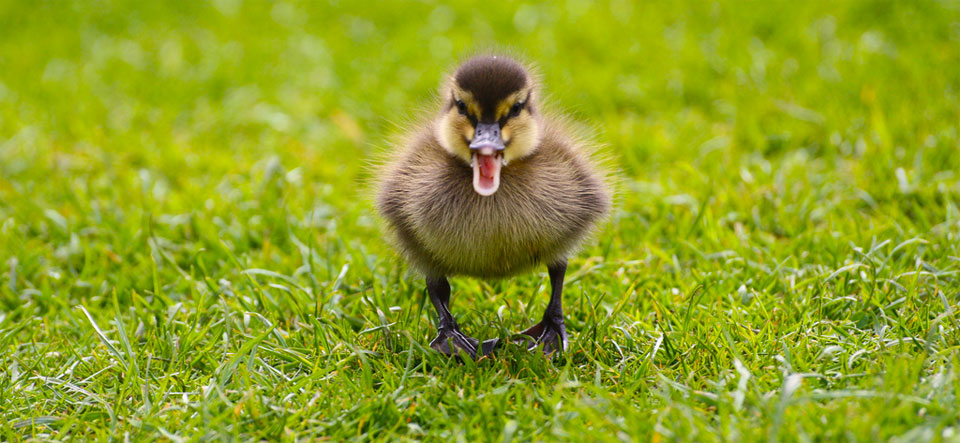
[469,122,506,196]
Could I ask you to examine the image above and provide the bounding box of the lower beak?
[469,123,506,196]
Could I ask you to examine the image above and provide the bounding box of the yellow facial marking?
[493,88,532,121]
[436,109,473,165]
[451,86,482,118]
[500,110,540,164]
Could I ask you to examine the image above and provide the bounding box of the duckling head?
[436,55,541,196]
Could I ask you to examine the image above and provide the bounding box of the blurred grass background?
[1,0,960,440]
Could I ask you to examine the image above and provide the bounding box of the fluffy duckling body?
[377,55,611,357]
[380,119,607,279]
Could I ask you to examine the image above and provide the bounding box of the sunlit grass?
[1,0,959,440]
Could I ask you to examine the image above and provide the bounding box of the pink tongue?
[478,154,498,178]
[473,153,500,195]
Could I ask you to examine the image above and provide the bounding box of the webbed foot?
[515,316,568,355]
[430,327,499,358]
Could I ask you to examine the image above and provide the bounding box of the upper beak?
[469,122,505,152]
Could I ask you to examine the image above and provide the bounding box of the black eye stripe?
[454,100,478,125]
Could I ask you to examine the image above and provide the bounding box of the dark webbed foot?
[430,326,477,357]
[516,317,568,354]
[426,276,499,359]
[515,260,569,356]
[430,327,498,358]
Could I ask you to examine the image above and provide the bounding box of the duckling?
[376,55,611,358]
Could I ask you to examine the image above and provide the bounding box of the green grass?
[2,0,960,440]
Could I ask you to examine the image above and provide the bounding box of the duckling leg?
[517,261,568,355]
[426,276,495,358]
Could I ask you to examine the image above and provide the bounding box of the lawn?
[2,0,959,440]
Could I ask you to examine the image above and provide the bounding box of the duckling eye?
[455,100,467,115]
[510,101,525,117]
